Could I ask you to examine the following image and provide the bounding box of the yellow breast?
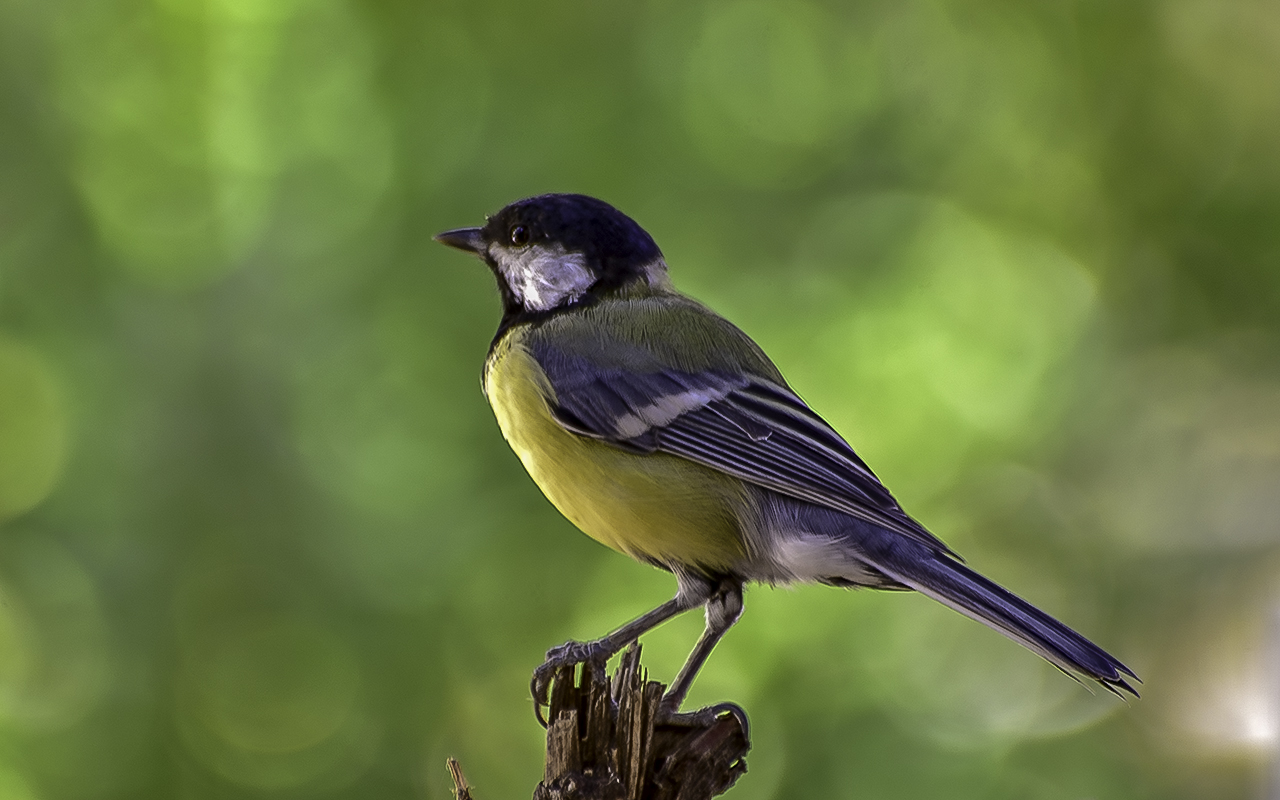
[483,330,748,572]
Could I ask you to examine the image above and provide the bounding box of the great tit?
[435,193,1137,722]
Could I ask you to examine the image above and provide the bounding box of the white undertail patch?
[769,534,881,585]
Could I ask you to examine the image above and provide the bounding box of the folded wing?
[531,342,959,558]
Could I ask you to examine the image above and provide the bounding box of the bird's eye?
[510,225,530,246]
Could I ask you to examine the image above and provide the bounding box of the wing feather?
[531,339,957,557]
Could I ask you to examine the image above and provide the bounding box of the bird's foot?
[530,639,612,726]
[657,698,750,741]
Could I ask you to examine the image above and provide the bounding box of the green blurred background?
[1,0,1278,797]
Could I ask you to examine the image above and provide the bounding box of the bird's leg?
[531,578,712,723]
[657,580,748,733]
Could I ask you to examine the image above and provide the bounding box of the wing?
[525,309,958,557]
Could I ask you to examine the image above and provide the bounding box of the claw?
[530,672,552,728]
[530,639,613,727]
[657,700,750,741]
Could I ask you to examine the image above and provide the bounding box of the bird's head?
[435,194,669,316]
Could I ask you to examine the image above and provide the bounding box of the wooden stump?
[532,644,749,800]
[446,645,749,800]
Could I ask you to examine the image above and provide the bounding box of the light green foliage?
[0,0,1278,798]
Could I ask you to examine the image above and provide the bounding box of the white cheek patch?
[494,244,594,311]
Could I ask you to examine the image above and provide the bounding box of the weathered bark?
[446,645,750,800]
[448,758,475,800]
[533,644,749,800]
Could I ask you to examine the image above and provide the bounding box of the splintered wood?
[533,644,749,800]
[447,758,474,800]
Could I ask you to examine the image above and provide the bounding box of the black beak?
[434,227,485,254]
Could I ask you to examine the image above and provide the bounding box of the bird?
[435,193,1137,725]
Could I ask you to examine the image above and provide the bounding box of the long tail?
[857,530,1140,697]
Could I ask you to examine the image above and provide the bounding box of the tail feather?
[862,536,1139,697]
